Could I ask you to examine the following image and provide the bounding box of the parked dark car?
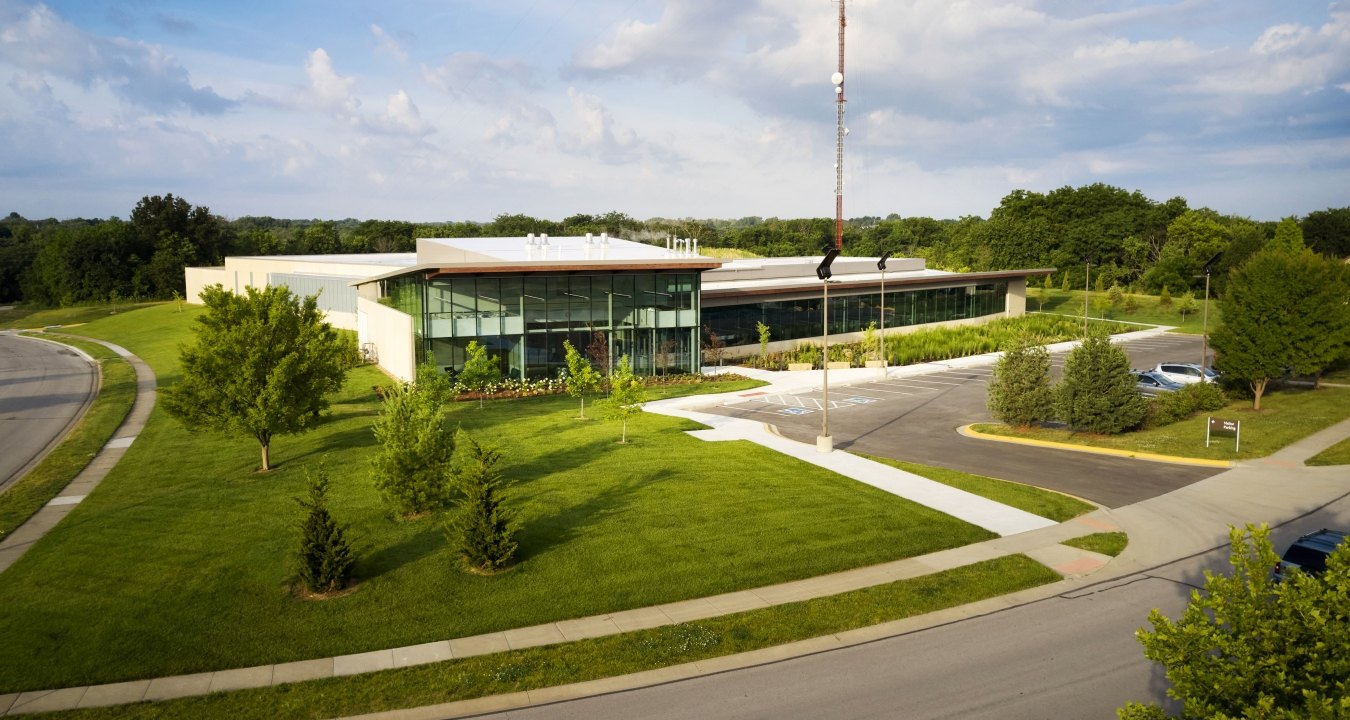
[1131,370,1185,396]
[1273,528,1348,581]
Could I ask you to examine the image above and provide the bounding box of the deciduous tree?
[163,284,352,471]
[1119,524,1350,719]
[604,355,647,444]
[458,340,500,409]
[563,339,601,419]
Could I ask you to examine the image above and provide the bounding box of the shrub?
[987,341,1054,427]
[1055,334,1149,434]
[370,365,456,517]
[1145,382,1229,428]
[295,468,355,594]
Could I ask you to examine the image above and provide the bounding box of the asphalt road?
[465,496,1350,720]
[701,332,1223,508]
[0,333,97,491]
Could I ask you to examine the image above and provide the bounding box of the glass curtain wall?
[383,271,700,379]
[703,282,1008,347]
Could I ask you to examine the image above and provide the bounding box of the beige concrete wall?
[1007,278,1027,316]
[184,267,228,302]
[358,297,416,382]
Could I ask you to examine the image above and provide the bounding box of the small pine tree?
[448,435,517,573]
[1055,334,1149,434]
[1107,284,1125,315]
[295,467,355,594]
[1124,293,1140,314]
[1061,273,1071,292]
[604,355,647,444]
[1158,285,1173,309]
[369,363,455,517]
[1094,273,1106,294]
[987,339,1053,427]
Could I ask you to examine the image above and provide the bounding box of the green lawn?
[0,301,167,331]
[858,454,1096,522]
[34,554,1059,720]
[0,336,137,539]
[1029,289,1208,334]
[1306,438,1350,467]
[0,304,998,692]
[1061,532,1128,557]
[972,385,1350,461]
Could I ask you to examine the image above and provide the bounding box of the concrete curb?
[956,424,1234,468]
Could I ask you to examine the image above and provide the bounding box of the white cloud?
[370,24,408,63]
[422,51,535,99]
[304,48,360,116]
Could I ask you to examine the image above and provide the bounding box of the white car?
[1153,362,1220,385]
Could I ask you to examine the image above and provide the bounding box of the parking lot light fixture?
[817,248,840,453]
[877,251,891,368]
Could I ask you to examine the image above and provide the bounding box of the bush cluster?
[1144,382,1229,428]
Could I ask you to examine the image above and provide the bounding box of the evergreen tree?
[987,339,1054,427]
[294,467,355,594]
[1055,334,1148,433]
[1158,285,1173,309]
[1061,272,1071,292]
[562,339,601,419]
[458,340,500,409]
[369,362,455,516]
[1268,216,1306,254]
[163,284,353,471]
[1120,524,1350,719]
[448,435,518,573]
[603,355,647,444]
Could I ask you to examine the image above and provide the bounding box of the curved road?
[0,333,97,491]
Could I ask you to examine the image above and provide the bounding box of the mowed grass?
[0,336,137,538]
[0,301,165,331]
[857,453,1096,522]
[0,304,996,692]
[1030,289,1207,334]
[1307,438,1350,467]
[1061,532,1128,557]
[34,555,1059,720]
[973,385,1350,461]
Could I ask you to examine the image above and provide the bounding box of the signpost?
[1206,416,1240,452]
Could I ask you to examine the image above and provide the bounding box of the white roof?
[419,235,705,263]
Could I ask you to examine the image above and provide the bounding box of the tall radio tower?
[831,1,847,250]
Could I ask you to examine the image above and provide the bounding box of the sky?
[1,0,1347,223]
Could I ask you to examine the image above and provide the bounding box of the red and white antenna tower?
[831,1,847,251]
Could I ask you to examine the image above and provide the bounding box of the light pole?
[1200,252,1223,371]
[877,251,891,368]
[1083,259,1091,336]
[817,248,839,453]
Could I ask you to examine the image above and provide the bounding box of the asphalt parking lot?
[703,331,1225,508]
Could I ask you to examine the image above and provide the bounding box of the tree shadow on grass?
[357,521,443,578]
[505,436,623,489]
[512,468,662,562]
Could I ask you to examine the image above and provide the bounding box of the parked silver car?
[1132,370,1186,396]
[1153,362,1220,385]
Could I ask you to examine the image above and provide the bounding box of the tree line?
[3,186,1348,306]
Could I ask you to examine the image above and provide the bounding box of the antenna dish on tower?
[831,71,844,86]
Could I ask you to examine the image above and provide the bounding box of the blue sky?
[1,0,1347,223]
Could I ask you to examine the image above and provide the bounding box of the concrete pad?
[10,687,87,714]
[77,680,149,708]
[1074,515,1122,532]
[333,649,394,677]
[271,658,333,685]
[106,436,135,449]
[1024,544,1111,578]
[144,672,213,701]
[208,665,273,692]
[749,584,823,606]
[44,495,85,506]
[0,693,17,714]
[654,597,722,623]
[607,607,674,632]
[392,641,452,668]
[448,632,511,659]
[554,616,624,642]
[701,592,771,615]
[504,623,567,650]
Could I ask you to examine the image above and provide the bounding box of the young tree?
[586,329,610,378]
[1061,273,1071,293]
[1107,284,1125,315]
[162,284,353,471]
[1268,216,1306,254]
[756,321,772,361]
[1119,524,1350,720]
[294,465,355,594]
[987,340,1054,427]
[1211,248,1350,407]
[562,339,601,419]
[603,355,647,444]
[369,362,456,516]
[447,435,518,574]
[1158,285,1172,309]
[1055,334,1148,434]
[1175,291,1197,321]
[458,340,500,409]
[702,324,726,367]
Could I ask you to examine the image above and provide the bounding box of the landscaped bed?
[0,304,1003,693]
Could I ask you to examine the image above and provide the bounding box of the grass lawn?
[0,304,999,693]
[0,336,137,539]
[972,384,1350,462]
[858,453,1096,522]
[1029,289,1206,334]
[1061,532,1128,557]
[35,554,1059,720]
[0,301,166,331]
[1307,438,1350,467]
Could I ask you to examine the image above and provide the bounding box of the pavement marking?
[853,384,920,395]
[46,495,86,507]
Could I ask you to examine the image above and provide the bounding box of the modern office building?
[185,235,1050,382]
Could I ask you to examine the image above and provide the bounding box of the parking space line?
[854,384,920,395]
[892,378,964,387]
[874,382,939,392]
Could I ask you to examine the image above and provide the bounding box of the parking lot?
[703,331,1225,508]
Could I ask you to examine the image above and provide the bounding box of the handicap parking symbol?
[844,397,877,404]
[780,407,815,415]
